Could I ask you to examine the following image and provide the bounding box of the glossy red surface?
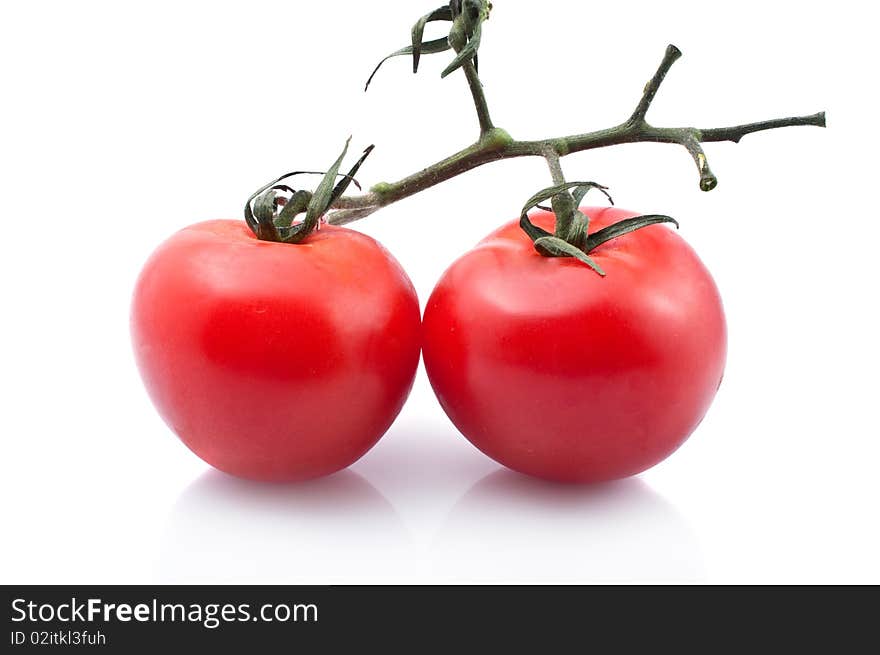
[132,220,421,481]
[423,207,727,482]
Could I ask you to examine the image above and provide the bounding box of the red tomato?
[131,220,421,482]
[423,207,727,483]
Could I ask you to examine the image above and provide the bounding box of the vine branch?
[463,58,494,135]
[543,147,566,186]
[630,44,682,125]
[326,42,824,226]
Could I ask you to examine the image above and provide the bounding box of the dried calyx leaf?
[441,0,490,78]
[520,182,613,218]
[244,142,373,243]
[519,182,611,240]
[518,182,678,276]
[274,191,312,229]
[413,6,455,73]
[584,215,679,252]
[534,235,606,276]
[245,172,305,241]
[365,5,454,91]
[518,182,611,275]
[365,1,491,89]
[366,39,451,91]
[279,140,375,244]
[519,183,601,238]
[251,187,279,240]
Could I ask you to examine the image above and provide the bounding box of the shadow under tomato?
[431,469,705,583]
[154,468,411,584]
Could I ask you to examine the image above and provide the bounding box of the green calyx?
[364,0,491,91]
[518,183,679,277]
[244,139,374,243]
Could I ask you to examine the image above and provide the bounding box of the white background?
[1,1,876,584]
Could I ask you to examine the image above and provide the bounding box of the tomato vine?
[245,0,825,271]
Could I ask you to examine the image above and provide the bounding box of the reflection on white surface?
[432,470,705,583]
[155,469,412,584]
[155,457,704,583]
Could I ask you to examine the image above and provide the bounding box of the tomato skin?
[423,207,727,483]
[131,220,421,482]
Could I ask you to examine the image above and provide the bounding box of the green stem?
[543,147,566,186]
[629,44,682,124]
[463,58,494,135]
[326,44,826,226]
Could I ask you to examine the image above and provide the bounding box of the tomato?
[131,220,421,482]
[422,207,727,483]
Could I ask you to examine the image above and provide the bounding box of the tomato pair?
[132,207,726,483]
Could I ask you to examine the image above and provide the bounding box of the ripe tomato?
[131,220,421,482]
[423,207,727,483]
